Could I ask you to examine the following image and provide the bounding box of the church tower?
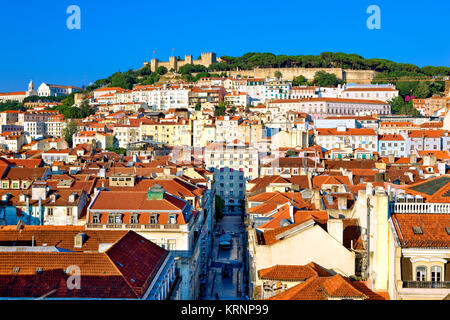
[26,80,37,97]
[28,80,34,92]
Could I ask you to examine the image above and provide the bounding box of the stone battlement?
[144,52,217,72]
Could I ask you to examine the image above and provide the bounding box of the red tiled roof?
[0,231,168,299]
[268,274,367,300]
[258,262,331,281]
[391,213,450,248]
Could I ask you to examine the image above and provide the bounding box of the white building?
[224,91,249,107]
[315,127,378,152]
[204,140,259,213]
[339,84,399,102]
[38,83,82,97]
[378,134,408,157]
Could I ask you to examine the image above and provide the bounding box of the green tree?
[239,199,246,222]
[0,101,25,112]
[274,71,282,79]
[227,106,237,115]
[156,66,168,75]
[313,71,342,87]
[79,100,94,117]
[286,150,297,156]
[106,147,127,155]
[63,120,78,147]
[413,82,431,99]
[215,195,225,222]
[214,102,226,116]
[109,71,136,90]
[388,96,420,116]
[292,75,307,86]
[194,103,202,111]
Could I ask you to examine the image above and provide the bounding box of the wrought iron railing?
[403,281,450,289]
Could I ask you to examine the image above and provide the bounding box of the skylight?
[412,226,423,235]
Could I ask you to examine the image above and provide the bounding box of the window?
[113,214,121,224]
[169,214,176,224]
[150,214,158,224]
[66,208,72,216]
[47,208,53,216]
[92,214,100,224]
[130,214,139,224]
[431,266,442,283]
[416,266,427,281]
[167,239,176,250]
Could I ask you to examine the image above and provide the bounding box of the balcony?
[403,281,450,289]
[86,223,181,230]
[106,223,123,228]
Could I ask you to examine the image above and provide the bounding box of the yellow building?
[141,118,192,147]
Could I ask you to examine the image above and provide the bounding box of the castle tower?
[150,59,159,72]
[169,56,178,71]
[185,55,193,65]
[200,52,216,67]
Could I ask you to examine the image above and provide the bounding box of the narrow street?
[201,215,247,300]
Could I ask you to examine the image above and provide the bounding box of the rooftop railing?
[403,281,450,289]
[391,202,450,214]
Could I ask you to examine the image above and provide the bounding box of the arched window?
[431,266,442,283]
[416,266,427,281]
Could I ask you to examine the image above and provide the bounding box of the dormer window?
[150,214,158,224]
[92,213,100,224]
[169,214,177,224]
[108,213,122,224]
[130,214,139,224]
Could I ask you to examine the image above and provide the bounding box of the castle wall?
[226,68,343,81]
[225,68,377,84]
[145,53,377,84]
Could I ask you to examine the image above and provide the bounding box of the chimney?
[430,155,437,166]
[388,154,395,164]
[366,182,373,196]
[288,202,294,222]
[31,182,48,201]
[327,219,343,245]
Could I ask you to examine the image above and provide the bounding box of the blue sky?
[0,0,449,92]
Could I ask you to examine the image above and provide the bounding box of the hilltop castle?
[144,52,217,72]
